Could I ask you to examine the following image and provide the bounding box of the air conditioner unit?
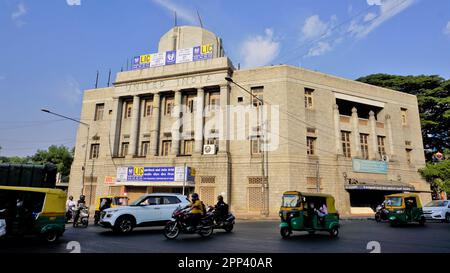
[203,144,217,155]
[381,155,390,162]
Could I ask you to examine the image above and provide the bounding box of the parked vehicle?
[208,206,235,232]
[94,195,128,225]
[0,186,66,243]
[423,200,450,222]
[164,206,214,239]
[385,193,426,226]
[73,205,89,228]
[375,201,389,222]
[99,193,190,234]
[279,191,340,238]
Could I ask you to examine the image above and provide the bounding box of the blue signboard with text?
[352,159,388,174]
[116,166,195,183]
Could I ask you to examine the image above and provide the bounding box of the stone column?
[110,97,122,157]
[369,111,378,160]
[219,84,230,153]
[351,107,361,157]
[128,95,140,157]
[194,88,205,154]
[171,90,182,155]
[385,114,395,157]
[149,93,161,157]
[333,104,342,155]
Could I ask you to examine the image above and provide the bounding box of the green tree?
[357,74,450,159]
[31,145,74,177]
[419,160,450,194]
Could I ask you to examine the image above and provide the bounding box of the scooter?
[375,204,389,222]
[73,206,89,228]
[208,206,235,232]
[164,207,214,240]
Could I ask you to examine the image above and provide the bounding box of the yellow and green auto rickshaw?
[0,186,67,243]
[279,191,340,238]
[385,193,426,226]
[94,195,128,225]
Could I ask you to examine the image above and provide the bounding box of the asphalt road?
[1,220,449,253]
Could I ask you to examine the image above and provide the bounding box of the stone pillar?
[194,88,205,154]
[171,90,182,155]
[351,107,361,157]
[110,97,122,157]
[369,111,378,160]
[219,84,230,153]
[149,93,161,156]
[385,114,395,157]
[128,95,140,157]
[333,104,342,155]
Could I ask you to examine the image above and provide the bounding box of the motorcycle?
[164,207,214,240]
[375,204,389,222]
[208,206,235,232]
[73,205,89,228]
[65,206,75,223]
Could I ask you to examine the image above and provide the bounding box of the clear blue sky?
[0,0,449,157]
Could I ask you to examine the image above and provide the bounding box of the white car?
[99,193,190,234]
[423,200,450,222]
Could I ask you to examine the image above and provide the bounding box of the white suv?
[423,200,450,222]
[99,193,190,234]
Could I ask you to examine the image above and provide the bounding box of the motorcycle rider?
[214,195,229,223]
[185,193,204,231]
[65,196,76,221]
[73,195,86,227]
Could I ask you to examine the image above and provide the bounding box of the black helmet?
[80,195,85,200]
[191,193,199,200]
[217,195,224,202]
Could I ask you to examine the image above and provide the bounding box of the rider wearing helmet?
[186,193,203,230]
[73,195,86,227]
[215,195,229,223]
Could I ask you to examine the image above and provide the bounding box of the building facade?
[68,26,431,217]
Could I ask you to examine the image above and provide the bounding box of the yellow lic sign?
[133,167,144,176]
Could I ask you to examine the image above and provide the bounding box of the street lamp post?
[41,109,90,197]
[225,77,269,216]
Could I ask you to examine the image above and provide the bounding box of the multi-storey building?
[68,26,430,217]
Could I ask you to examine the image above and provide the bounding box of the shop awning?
[345,179,415,192]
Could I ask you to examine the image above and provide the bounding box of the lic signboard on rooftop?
[132,44,214,70]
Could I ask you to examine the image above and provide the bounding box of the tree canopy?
[357,74,450,159]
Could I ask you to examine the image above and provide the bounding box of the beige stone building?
[68,26,431,217]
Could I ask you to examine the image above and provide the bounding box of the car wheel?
[419,217,426,226]
[330,227,339,238]
[445,214,450,223]
[280,227,291,239]
[114,216,134,234]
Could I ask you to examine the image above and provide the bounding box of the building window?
[165,97,174,116]
[209,93,220,110]
[120,142,129,157]
[406,149,412,164]
[144,100,153,117]
[183,140,194,155]
[94,104,104,121]
[251,87,264,108]
[377,136,386,157]
[360,134,369,160]
[305,88,314,109]
[161,140,172,156]
[251,136,262,155]
[124,101,133,119]
[401,108,408,125]
[341,131,351,158]
[307,137,316,155]
[140,141,150,157]
[90,144,100,159]
[185,95,195,113]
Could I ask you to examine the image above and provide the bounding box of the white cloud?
[302,15,330,40]
[152,0,197,25]
[444,21,450,36]
[306,42,332,57]
[349,0,415,38]
[11,2,27,27]
[240,28,280,68]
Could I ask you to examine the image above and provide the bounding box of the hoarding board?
[116,166,195,183]
[352,159,388,174]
